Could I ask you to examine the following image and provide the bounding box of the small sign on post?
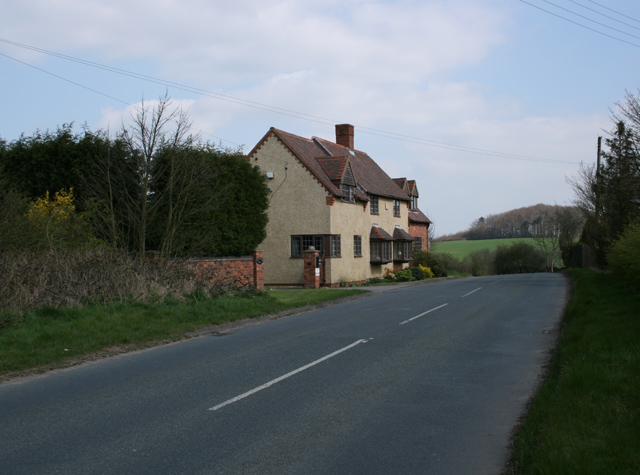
[304,246,321,289]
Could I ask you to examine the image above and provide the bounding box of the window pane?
[303,236,313,251]
[354,235,362,257]
[342,185,354,203]
[383,242,392,261]
[393,200,400,217]
[371,241,381,261]
[292,236,301,257]
[331,235,341,257]
[371,195,379,214]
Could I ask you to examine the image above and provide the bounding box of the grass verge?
[507,268,640,474]
[0,288,366,378]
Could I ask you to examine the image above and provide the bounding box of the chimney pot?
[335,124,354,150]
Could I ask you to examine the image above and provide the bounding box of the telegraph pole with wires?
[595,136,602,219]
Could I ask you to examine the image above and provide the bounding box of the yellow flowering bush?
[419,264,435,279]
[27,189,76,225]
[26,188,96,250]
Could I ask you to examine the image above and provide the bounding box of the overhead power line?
[537,0,640,40]
[518,0,640,48]
[566,0,640,31]
[0,50,242,148]
[0,38,579,164]
[584,0,640,24]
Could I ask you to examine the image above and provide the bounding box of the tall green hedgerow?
[494,242,546,275]
[608,220,640,292]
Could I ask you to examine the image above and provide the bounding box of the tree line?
[568,89,640,268]
[567,89,640,289]
[0,94,269,258]
[460,204,584,241]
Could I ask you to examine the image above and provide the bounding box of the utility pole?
[595,136,602,219]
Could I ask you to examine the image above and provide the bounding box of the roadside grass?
[0,288,366,377]
[508,268,640,474]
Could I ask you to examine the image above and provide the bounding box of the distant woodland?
[437,204,584,242]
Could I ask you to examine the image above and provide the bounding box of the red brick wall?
[408,223,429,253]
[304,249,321,288]
[185,251,264,291]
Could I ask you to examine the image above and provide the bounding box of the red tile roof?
[316,157,348,183]
[370,225,394,240]
[393,178,418,197]
[409,209,432,225]
[393,226,415,241]
[256,128,411,202]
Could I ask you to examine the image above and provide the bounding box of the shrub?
[409,266,427,281]
[608,220,640,291]
[493,242,546,275]
[175,153,269,257]
[419,264,435,279]
[435,252,467,274]
[393,268,415,282]
[468,249,494,276]
[0,248,249,314]
[25,188,97,251]
[412,251,448,277]
[0,180,32,251]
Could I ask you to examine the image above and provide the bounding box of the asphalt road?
[0,273,567,474]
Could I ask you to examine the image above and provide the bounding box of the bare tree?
[118,93,194,254]
[612,89,640,138]
[83,94,229,257]
[566,163,597,217]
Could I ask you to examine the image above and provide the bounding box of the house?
[393,178,431,253]
[247,124,431,287]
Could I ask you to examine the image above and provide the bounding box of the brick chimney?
[335,124,354,150]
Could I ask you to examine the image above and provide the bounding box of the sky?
[2,0,640,236]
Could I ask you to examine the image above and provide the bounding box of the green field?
[433,238,538,258]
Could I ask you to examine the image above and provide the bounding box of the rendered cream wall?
[252,135,331,284]
[327,196,408,283]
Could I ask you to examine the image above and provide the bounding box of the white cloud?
[1,0,627,234]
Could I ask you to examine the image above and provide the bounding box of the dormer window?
[341,184,355,203]
[411,195,418,210]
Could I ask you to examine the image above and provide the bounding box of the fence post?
[252,251,264,291]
